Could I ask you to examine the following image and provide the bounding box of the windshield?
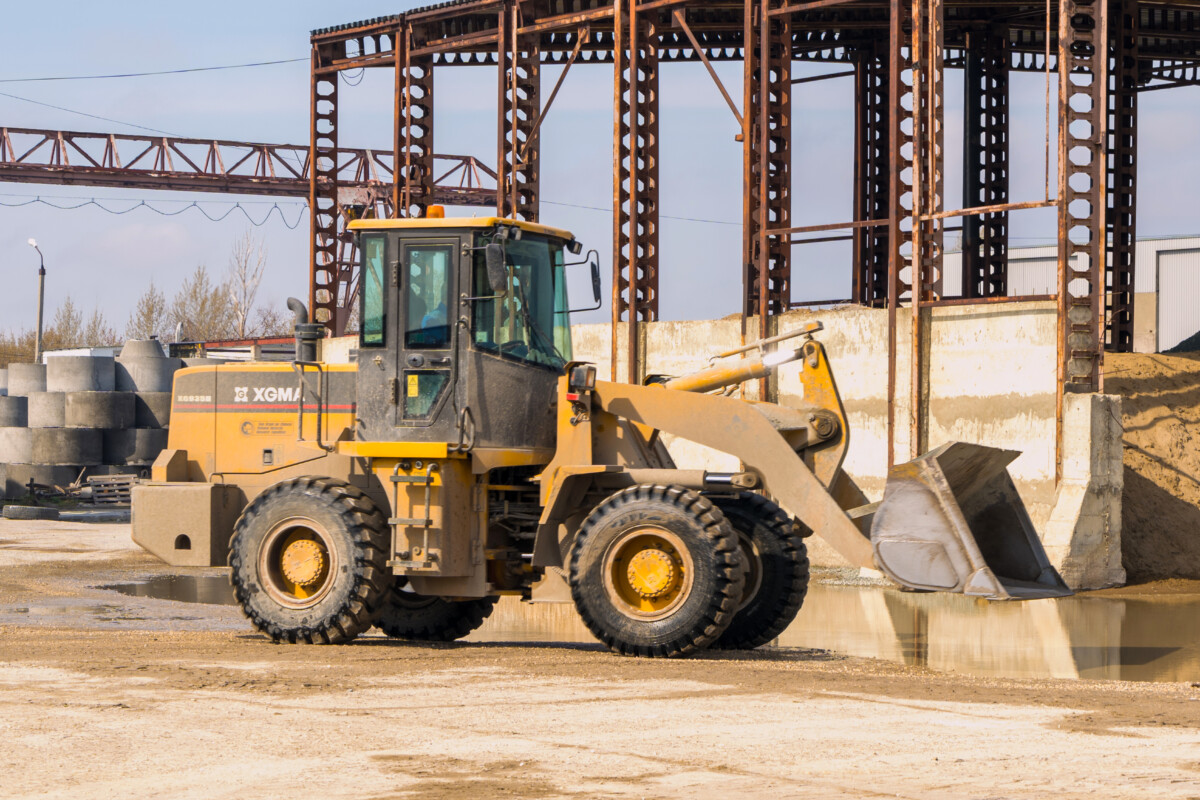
[470,231,573,370]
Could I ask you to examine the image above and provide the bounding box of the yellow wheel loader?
[132,215,1070,658]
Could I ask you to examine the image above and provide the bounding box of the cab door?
[395,238,458,432]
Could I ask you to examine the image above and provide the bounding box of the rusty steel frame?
[15,0,1200,480]
[0,127,492,202]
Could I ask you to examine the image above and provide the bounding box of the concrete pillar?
[1042,393,1125,589]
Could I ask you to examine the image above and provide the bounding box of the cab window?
[404,244,453,350]
[360,235,386,347]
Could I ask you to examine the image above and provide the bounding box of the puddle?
[776,584,1200,683]
[102,575,238,606]
[468,584,1200,683]
[97,575,1200,683]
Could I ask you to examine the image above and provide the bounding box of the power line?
[0,190,305,206]
[0,195,307,229]
[0,90,181,136]
[0,58,307,84]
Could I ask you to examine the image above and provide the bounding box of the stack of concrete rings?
[0,340,184,499]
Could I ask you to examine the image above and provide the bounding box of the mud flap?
[870,442,1072,600]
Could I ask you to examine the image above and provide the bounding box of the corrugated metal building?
[943,236,1200,353]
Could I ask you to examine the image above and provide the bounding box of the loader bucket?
[870,442,1071,600]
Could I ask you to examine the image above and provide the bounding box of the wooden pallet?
[88,475,138,506]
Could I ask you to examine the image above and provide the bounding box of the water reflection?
[467,585,1200,683]
[103,575,238,606]
[777,584,1200,683]
[101,573,1200,683]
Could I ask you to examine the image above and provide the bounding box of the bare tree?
[254,303,294,338]
[170,266,235,343]
[125,281,169,341]
[83,308,117,347]
[47,296,83,350]
[226,231,268,339]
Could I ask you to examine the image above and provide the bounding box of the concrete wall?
[572,302,1122,587]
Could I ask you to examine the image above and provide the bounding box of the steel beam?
[910,0,945,457]
[310,43,341,328]
[1057,0,1108,401]
[961,23,1009,298]
[743,0,792,335]
[1106,0,1138,352]
[611,0,660,383]
[852,36,891,308]
[497,0,542,221]
[400,39,436,219]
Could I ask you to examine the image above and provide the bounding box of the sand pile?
[1105,351,1200,581]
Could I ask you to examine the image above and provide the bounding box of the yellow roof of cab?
[348,216,575,242]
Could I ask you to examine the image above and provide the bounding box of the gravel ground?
[0,519,1198,800]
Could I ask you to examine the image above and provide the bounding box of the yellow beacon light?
[426,204,446,219]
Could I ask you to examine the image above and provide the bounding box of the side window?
[360,235,386,347]
[404,244,453,349]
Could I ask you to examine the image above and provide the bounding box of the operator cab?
[349,213,599,453]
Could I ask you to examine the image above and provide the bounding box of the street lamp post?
[26,239,46,364]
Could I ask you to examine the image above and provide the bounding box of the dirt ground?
[1106,352,1200,581]
[0,521,1198,800]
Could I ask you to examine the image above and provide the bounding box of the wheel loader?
[132,214,1070,657]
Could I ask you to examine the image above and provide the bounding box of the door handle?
[429,357,452,366]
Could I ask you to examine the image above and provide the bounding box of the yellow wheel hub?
[280,538,326,588]
[604,529,694,621]
[626,549,678,599]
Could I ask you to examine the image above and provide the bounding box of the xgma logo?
[233,386,302,403]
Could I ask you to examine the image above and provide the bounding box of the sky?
[3,1,1200,339]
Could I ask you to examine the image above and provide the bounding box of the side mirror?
[485,243,508,295]
[589,252,601,304]
[566,249,603,313]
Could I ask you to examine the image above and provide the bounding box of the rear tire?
[569,485,744,658]
[711,492,810,649]
[376,581,498,641]
[229,476,391,644]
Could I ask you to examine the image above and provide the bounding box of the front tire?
[569,485,744,658]
[229,477,391,644]
[376,580,498,641]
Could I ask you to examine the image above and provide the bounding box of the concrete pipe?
[26,392,66,428]
[5,464,84,499]
[115,357,182,392]
[65,391,136,429]
[0,368,7,396]
[120,339,167,359]
[0,427,33,463]
[46,355,116,392]
[7,364,47,397]
[31,428,103,466]
[103,427,169,465]
[134,392,172,428]
[0,396,28,427]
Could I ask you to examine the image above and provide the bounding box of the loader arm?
[589,381,876,569]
